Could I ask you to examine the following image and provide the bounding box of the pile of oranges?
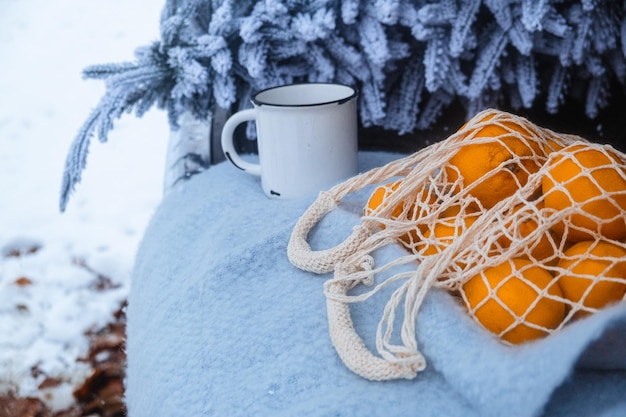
[365,109,626,345]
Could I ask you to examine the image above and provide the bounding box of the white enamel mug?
[221,83,359,199]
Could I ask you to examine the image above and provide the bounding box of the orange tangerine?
[418,215,479,257]
[414,214,481,282]
[556,240,626,317]
[365,180,436,246]
[365,180,405,218]
[497,201,559,264]
[542,144,626,242]
[461,258,565,344]
[540,129,570,154]
[446,114,547,209]
[438,201,483,220]
[413,203,484,279]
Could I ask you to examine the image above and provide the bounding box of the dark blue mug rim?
[251,82,358,107]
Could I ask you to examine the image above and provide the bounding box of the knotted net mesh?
[288,108,626,381]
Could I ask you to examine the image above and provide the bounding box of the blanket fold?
[126,152,626,417]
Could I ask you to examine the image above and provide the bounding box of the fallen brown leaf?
[0,301,128,417]
[73,302,127,417]
[13,277,33,287]
[0,393,48,417]
[2,239,42,258]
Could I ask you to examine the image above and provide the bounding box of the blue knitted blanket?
[126,152,626,417]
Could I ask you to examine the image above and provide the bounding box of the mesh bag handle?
[287,154,410,274]
[288,139,454,272]
[288,147,447,380]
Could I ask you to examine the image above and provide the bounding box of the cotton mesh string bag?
[287,108,626,381]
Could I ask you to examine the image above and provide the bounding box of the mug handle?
[220,109,261,176]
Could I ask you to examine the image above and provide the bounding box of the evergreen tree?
[60,0,626,211]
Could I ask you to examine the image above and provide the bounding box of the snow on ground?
[0,0,169,410]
